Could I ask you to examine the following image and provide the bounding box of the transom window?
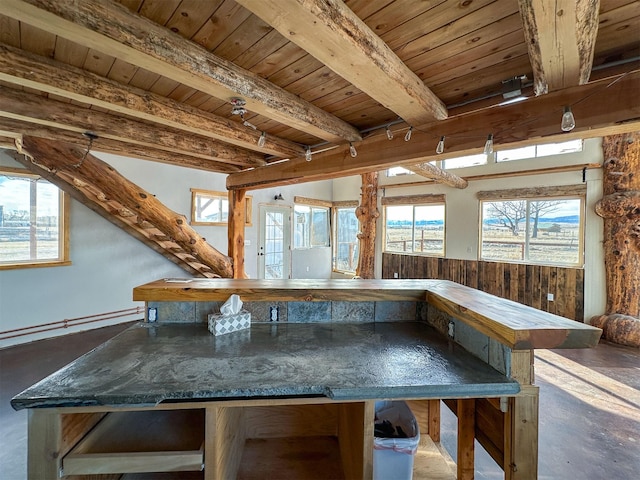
[497,140,583,162]
[479,185,585,266]
[383,194,445,257]
[0,168,69,269]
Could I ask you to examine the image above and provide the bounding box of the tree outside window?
[384,204,445,256]
[481,198,583,265]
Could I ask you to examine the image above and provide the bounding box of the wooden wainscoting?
[382,254,584,322]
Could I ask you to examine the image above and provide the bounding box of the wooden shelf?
[62,410,205,475]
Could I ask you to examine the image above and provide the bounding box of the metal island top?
[12,321,520,410]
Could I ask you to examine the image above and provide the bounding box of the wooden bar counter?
[13,279,601,480]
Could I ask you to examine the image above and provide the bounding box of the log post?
[228,189,247,279]
[19,136,234,278]
[355,172,379,279]
[592,132,640,347]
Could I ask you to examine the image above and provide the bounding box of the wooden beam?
[355,172,378,279]
[228,190,248,280]
[0,86,263,168]
[235,0,447,125]
[518,0,600,95]
[2,0,361,143]
[408,162,468,189]
[10,151,208,277]
[18,136,234,277]
[227,72,640,190]
[0,44,303,160]
[0,116,241,174]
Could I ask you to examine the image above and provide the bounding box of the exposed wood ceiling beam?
[0,117,241,174]
[2,0,361,143]
[519,0,600,95]
[408,163,468,189]
[236,0,448,125]
[0,86,264,169]
[227,72,640,190]
[0,44,303,160]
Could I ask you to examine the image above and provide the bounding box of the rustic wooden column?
[20,136,234,278]
[355,172,379,279]
[592,132,640,347]
[228,189,247,279]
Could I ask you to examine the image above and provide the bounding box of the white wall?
[335,138,606,321]
[0,151,332,347]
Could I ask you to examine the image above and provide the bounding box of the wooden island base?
[16,279,600,480]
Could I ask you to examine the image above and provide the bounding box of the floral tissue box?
[208,310,251,336]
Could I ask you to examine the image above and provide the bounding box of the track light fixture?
[561,106,576,132]
[305,146,312,162]
[483,134,494,155]
[404,126,413,142]
[436,136,445,154]
[349,142,358,158]
[258,131,266,147]
[386,125,394,140]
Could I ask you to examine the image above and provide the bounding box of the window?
[479,188,584,266]
[497,140,582,162]
[0,169,69,269]
[294,204,329,249]
[332,205,359,273]
[383,195,445,256]
[387,166,415,177]
[442,153,487,170]
[190,189,252,226]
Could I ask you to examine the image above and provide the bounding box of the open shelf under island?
[13,279,601,480]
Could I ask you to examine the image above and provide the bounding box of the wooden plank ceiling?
[0,0,639,189]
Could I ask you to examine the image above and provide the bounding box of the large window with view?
[383,195,445,256]
[479,187,584,266]
[294,204,329,249]
[332,205,359,273]
[0,169,69,269]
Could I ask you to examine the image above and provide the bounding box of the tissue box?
[208,310,251,336]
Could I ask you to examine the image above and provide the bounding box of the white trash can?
[373,401,420,480]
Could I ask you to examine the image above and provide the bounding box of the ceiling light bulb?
[436,136,445,154]
[305,146,312,162]
[386,126,393,140]
[349,142,357,158]
[404,126,413,142]
[258,131,266,147]
[484,134,494,155]
[561,106,576,132]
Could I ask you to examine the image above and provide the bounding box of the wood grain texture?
[408,162,468,189]
[236,0,447,124]
[3,0,361,143]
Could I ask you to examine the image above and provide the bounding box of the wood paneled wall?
[382,253,585,322]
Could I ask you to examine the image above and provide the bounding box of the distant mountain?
[539,215,580,224]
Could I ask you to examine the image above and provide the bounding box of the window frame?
[0,167,70,270]
[382,194,446,257]
[477,185,586,267]
[293,197,331,250]
[190,188,252,226]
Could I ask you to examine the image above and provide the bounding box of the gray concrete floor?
[1,322,638,479]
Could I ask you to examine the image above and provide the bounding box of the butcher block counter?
[14,279,601,480]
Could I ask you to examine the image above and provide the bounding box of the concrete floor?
[1,322,638,479]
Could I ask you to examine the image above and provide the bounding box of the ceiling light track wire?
[265,69,636,163]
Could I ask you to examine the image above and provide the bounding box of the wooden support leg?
[428,399,441,442]
[457,399,476,480]
[28,409,62,480]
[338,401,374,480]
[505,385,539,480]
[205,406,246,480]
